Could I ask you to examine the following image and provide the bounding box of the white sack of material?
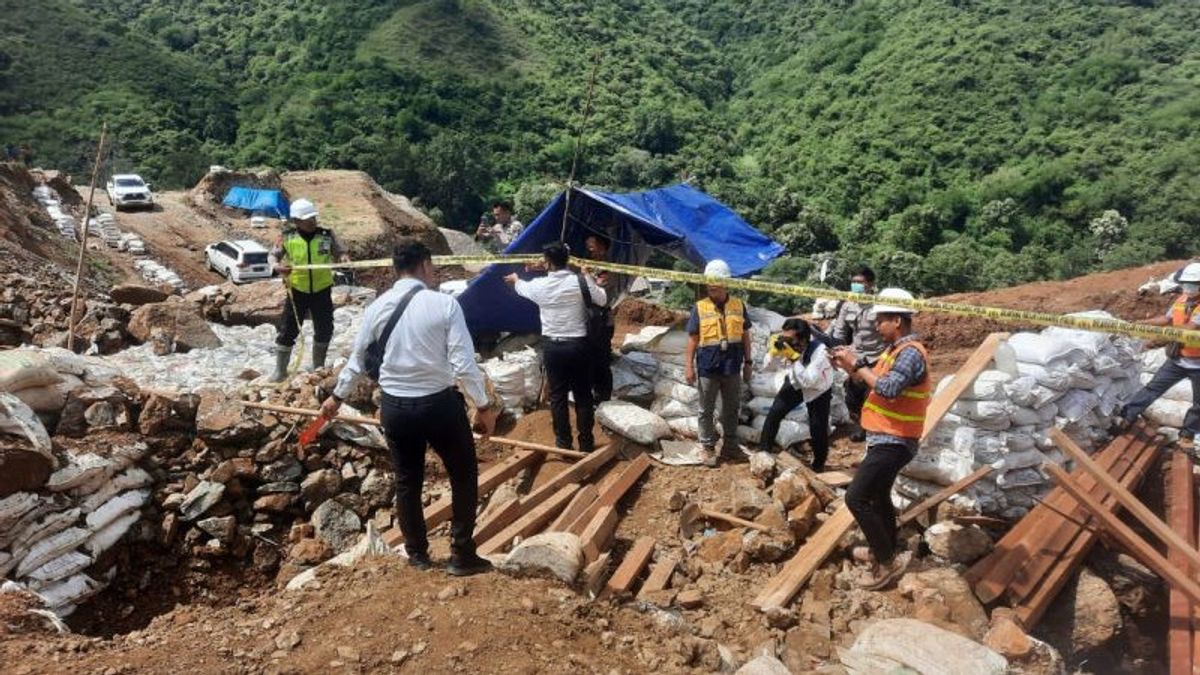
[25,551,93,587]
[16,527,91,577]
[751,415,809,449]
[84,489,149,533]
[1015,363,1072,392]
[652,397,697,419]
[654,379,700,406]
[596,401,671,445]
[84,511,140,557]
[1146,399,1190,429]
[1008,332,1085,367]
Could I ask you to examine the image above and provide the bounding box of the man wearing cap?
[685,259,753,466]
[831,288,928,590]
[1119,262,1200,449]
[830,266,885,441]
[271,198,350,382]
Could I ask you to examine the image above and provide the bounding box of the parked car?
[205,240,273,283]
[106,174,154,211]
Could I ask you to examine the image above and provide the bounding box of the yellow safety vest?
[696,297,745,348]
[282,228,334,293]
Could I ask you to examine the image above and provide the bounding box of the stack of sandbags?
[896,313,1142,519]
[479,347,543,417]
[613,306,849,449]
[1139,348,1195,434]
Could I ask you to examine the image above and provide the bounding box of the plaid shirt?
[866,334,928,453]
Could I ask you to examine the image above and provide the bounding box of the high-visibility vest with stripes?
[861,340,931,440]
[1170,294,1200,359]
[282,228,335,294]
[696,296,745,348]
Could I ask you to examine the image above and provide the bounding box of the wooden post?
[1167,452,1195,675]
[66,123,108,352]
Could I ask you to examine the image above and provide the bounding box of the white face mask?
[1184,283,1200,296]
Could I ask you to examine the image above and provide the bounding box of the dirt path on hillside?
[101,191,234,289]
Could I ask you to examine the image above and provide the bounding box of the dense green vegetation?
[3,0,1199,298]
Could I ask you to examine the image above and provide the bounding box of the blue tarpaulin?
[458,184,784,334]
[222,187,289,218]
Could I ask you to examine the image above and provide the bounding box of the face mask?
[1184,283,1200,296]
[850,282,866,294]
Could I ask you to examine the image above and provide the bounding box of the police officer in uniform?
[271,198,349,382]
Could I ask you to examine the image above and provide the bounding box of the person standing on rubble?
[685,259,753,466]
[270,198,350,382]
[831,288,927,590]
[320,239,498,576]
[759,318,836,471]
[504,242,606,452]
[1119,262,1200,450]
[582,232,623,403]
[830,266,884,442]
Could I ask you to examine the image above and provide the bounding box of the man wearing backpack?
[504,242,607,452]
[320,239,497,576]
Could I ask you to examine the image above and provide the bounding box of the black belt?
[381,387,456,405]
[545,336,586,343]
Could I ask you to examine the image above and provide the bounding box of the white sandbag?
[951,400,1015,425]
[751,415,809,448]
[9,508,80,554]
[1163,378,1194,403]
[994,449,1046,472]
[1065,365,1099,390]
[996,468,1046,489]
[654,380,699,406]
[25,551,93,587]
[667,416,699,439]
[39,574,102,612]
[0,393,53,456]
[1015,363,1071,391]
[992,340,1020,376]
[959,370,1015,401]
[647,330,690,355]
[85,489,149,532]
[0,351,62,392]
[84,511,140,557]
[596,401,671,445]
[45,454,112,492]
[657,362,689,385]
[16,527,91,577]
[747,396,775,417]
[1004,376,1062,408]
[652,398,697,419]
[616,351,658,379]
[505,348,544,406]
[620,325,672,353]
[1009,406,1042,427]
[1142,348,1168,372]
[1146,399,1190,428]
[1044,313,1119,356]
[746,306,787,332]
[749,371,786,399]
[612,361,653,401]
[0,492,41,531]
[903,448,973,486]
[1056,390,1101,422]
[1007,332,1083,366]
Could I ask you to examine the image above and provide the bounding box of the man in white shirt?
[504,242,607,451]
[320,239,497,577]
[759,318,836,471]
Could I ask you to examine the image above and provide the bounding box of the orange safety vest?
[861,339,931,440]
[1171,294,1200,359]
[695,296,746,348]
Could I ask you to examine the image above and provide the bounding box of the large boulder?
[898,568,990,641]
[127,300,221,353]
[138,391,199,435]
[109,284,169,306]
[924,521,993,564]
[312,499,362,554]
[596,400,671,445]
[1042,568,1122,655]
[730,478,774,520]
[219,282,286,327]
[840,618,1007,675]
[195,388,265,445]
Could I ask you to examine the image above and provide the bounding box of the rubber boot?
[270,345,292,383]
[312,342,330,371]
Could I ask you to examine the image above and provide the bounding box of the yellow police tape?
[295,254,1200,347]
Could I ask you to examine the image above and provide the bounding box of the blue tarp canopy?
[458,184,784,334]
[222,187,289,218]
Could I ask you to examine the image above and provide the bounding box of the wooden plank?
[561,458,642,537]
[548,485,599,532]
[519,444,617,515]
[814,470,854,488]
[471,497,525,546]
[477,483,581,556]
[605,537,656,597]
[966,430,1139,600]
[752,505,856,610]
[1168,452,1195,675]
[1043,462,1200,605]
[921,332,1008,437]
[751,333,1006,612]
[638,556,677,598]
[580,505,620,563]
[582,552,612,600]
[1052,427,1200,574]
[388,450,539,547]
[1014,434,1161,627]
[598,453,652,507]
[898,464,994,526]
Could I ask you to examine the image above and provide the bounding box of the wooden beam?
[520,444,616,515]
[814,470,853,488]
[605,537,656,597]
[477,483,581,556]
[921,332,1008,437]
[472,497,525,546]
[638,556,677,599]
[1168,452,1196,675]
[548,485,599,532]
[898,464,994,526]
[598,453,652,507]
[1052,427,1200,574]
[582,552,611,600]
[1013,434,1161,627]
[580,505,619,563]
[1044,462,1200,606]
[752,505,856,610]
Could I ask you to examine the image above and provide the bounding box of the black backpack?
[576,273,609,349]
[364,286,422,380]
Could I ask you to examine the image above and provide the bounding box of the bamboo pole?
[67,123,108,352]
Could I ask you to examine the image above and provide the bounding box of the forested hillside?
[2,0,1198,296]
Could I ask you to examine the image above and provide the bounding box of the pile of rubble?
[0,273,133,354]
[899,315,1143,519]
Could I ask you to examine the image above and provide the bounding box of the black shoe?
[446,552,493,577]
[407,552,432,571]
[850,430,866,443]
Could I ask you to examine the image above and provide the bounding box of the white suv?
[205,240,273,283]
[106,174,155,211]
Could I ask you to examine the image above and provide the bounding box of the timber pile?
[1168,451,1198,675]
[965,422,1164,626]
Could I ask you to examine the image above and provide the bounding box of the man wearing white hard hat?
[831,287,928,590]
[270,197,349,382]
[684,259,753,466]
[1119,262,1200,448]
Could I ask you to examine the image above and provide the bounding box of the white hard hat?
[703,259,732,279]
[871,288,918,315]
[1175,262,1200,284]
[290,198,318,221]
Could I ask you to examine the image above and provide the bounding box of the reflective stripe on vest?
[283,230,334,293]
[696,296,745,348]
[860,340,931,439]
[1171,294,1200,359]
